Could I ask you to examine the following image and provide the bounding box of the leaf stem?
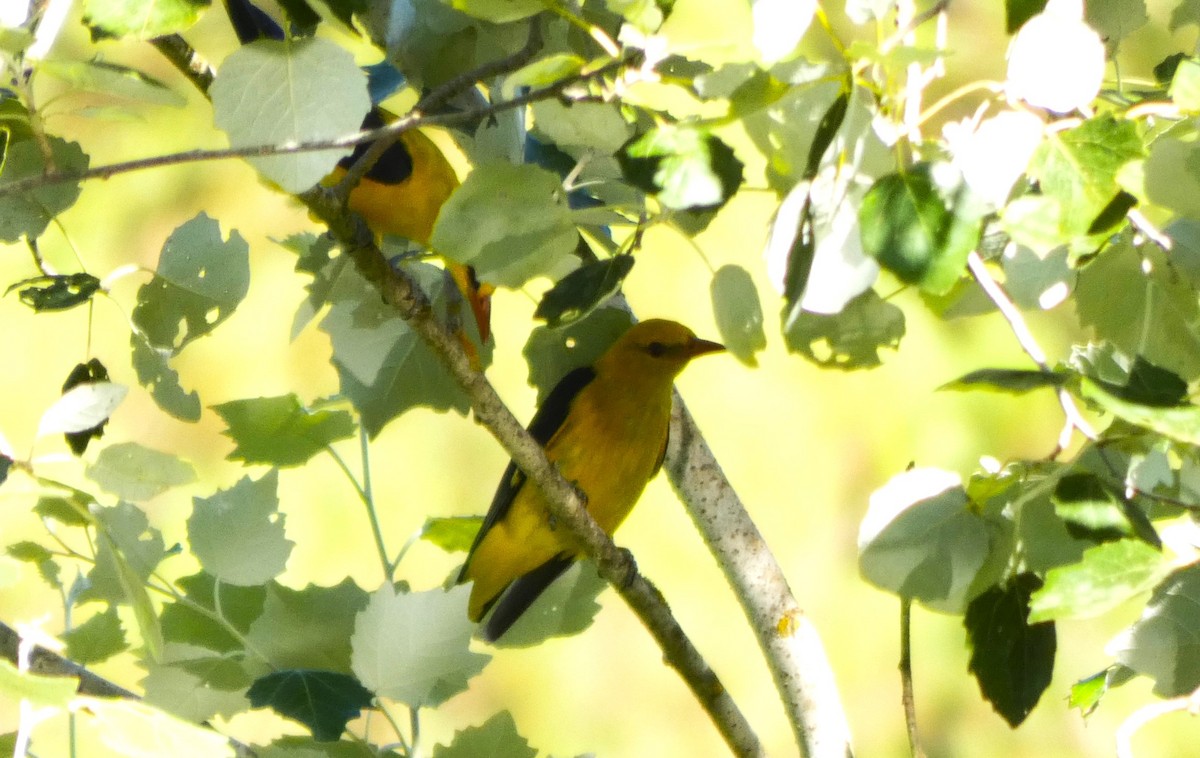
[899,597,923,758]
[326,439,391,580]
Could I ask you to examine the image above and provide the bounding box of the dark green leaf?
[1086,190,1137,235]
[965,573,1056,727]
[247,669,372,742]
[1006,0,1047,33]
[0,455,9,486]
[1080,379,1200,445]
[617,125,744,211]
[534,256,635,328]
[420,516,483,553]
[1090,356,1189,408]
[7,273,101,312]
[783,289,904,370]
[7,541,61,589]
[212,395,355,467]
[62,608,127,665]
[940,368,1066,394]
[859,163,985,295]
[803,91,849,180]
[1051,473,1160,546]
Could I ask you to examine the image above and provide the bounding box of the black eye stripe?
[646,341,667,357]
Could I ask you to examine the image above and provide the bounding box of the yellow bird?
[459,319,724,641]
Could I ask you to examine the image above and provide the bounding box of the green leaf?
[617,125,744,211]
[493,562,606,648]
[212,395,355,467]
[38,59,186,107]
[84,502,166,604]
[1051,472,1160,546]
[100,528,164,662]
[78,696,235,758]
[211,38,369,193]
[523,308,634,403]
[141,646,251,723]
[132,213,249,351]
[859,468,992,613]
[531,100,631,153]
[247,670,373,742]
[503,54,585,96]
[174,653,256,690]
[1111,564,1200,696]
[1029,539,1169,623]
[858,162,985,295]
[188,471,293,586]
[350,584,489,708]
[161,572,267,653]
[63,607,127,664]
[433,711,536,758]
[783,289,904,370]
[1069,665,1135,717]
[86,441,197,501]
[0,136,89,242]
[34,487,95,527]
[1143,137,1200,219]
[420,516,483,554]
[431,163,578,288]
[6,541,61,589]
[534,256,634,328]
[939,368,1066,394]
[1086,0,1148,46]
[246,580,369,673]
[131,337,202,421]
[965,573,1056,727]
[320,262,477,435]
[1170,57,1200,112]
[7,273,101,311]
[0,659,77,708]
[1080,379,1200,445]
[711,264,766,366]
[448,0,541,23]
[82,0,209,39]
[253,736,373,757]
[1006,0,1046,33]
[1075,240,1200,381]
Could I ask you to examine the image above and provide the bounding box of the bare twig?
[966,251,1096,456]
[666,399,854,758]
[1115,684,1200,758]
[899,598,923,758]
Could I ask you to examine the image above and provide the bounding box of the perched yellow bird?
[222,0,492,343]
[459,319,724,641]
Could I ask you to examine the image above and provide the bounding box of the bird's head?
[600,319,725,380]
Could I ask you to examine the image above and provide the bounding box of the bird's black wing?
[457,366,597,583]
[482,555,574,642]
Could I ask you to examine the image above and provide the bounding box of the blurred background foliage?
[2,0,1200,756]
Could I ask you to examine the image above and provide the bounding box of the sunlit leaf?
[188,471,293,586]
[1029,539,1168,622]
[212,395,355,467]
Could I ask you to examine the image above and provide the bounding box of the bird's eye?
[646,341,667,357]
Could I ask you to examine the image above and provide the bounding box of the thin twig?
[1115,684,1200,758]
[0,53,639,202]
[966,251,1096,456]
[899,598,923,758]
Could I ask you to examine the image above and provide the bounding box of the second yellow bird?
[459,319,724,641]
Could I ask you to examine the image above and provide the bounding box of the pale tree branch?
[666,398,854,758]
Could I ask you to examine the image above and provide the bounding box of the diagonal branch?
[667,397,855,758]
[144,28,762,757]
